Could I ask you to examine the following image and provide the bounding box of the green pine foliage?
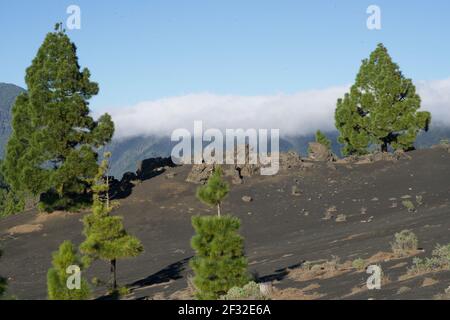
[190,215,250,300]
[2,24,114,212]
[196,167,229,217]
[47,241,90,300]
[0,191,24,218]
[80,153,143,291]
[315,130,332,150]
[335,43,431,155]
[0,161,25,217]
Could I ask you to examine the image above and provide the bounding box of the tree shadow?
[256,261,304,283]
[96,257,192,300]
[128,256,192,290]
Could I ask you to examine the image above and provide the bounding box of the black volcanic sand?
[1,148,450,300]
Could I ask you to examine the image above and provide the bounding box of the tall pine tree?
[80,153,143,291]
[47,241,91,300]
[3,24,114,211]
[335,43,431,155]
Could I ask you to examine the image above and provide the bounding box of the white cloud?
[416,78,450,126]
[100,78,450,140]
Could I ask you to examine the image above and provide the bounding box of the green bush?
[408,244,450,275]
[190,215,250,300]
[352,258,366,270]
[47,241,91,300]
[391,230,418,256]
[221,281,266,300]
[402,200,416,213]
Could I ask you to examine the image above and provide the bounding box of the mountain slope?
[0,83,25,157]
[107,127,450,179]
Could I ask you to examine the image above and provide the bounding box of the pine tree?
[335,43,431,155]
[0,249,7,298]
[196,167,229,217]
[47,240,90,300]
[3,24,114,212]
[190,215,249,300]
[80,153,143,291]
[315,130,332,150]
[0,162,24,217]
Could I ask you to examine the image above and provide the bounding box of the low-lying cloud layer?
[101,78,450,140]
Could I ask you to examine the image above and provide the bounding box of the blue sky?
[1,0,450,111]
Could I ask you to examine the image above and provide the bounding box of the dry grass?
[366,250,418,264]
[288,257,352,282]
[302,283,321,292]
[396,286,411,295]
[270,287,324,300]
[343,276,391,298]
[33,211,73,223]
[390,262,408,269]
[169,286,195,300]
[421,277,439,287]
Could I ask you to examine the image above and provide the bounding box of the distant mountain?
[1,82,450,179]
[106,127,450,179]
[0,83,25,157]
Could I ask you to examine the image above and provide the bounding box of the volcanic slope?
[0,147,450,300]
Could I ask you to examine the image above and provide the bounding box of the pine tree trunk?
[111,259,117,290]
[217,203,221,217]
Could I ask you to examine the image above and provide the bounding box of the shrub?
[190,215,249,300]
[391,230,418,256]
[415,195,423,206]
[402,200,416,213]
[221,281,266,300]
[47,241,91,300]
[432,244,450,266]
[407,244,450,275]
[352,258,366,270]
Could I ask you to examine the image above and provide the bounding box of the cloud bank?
[101,78,450,140]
